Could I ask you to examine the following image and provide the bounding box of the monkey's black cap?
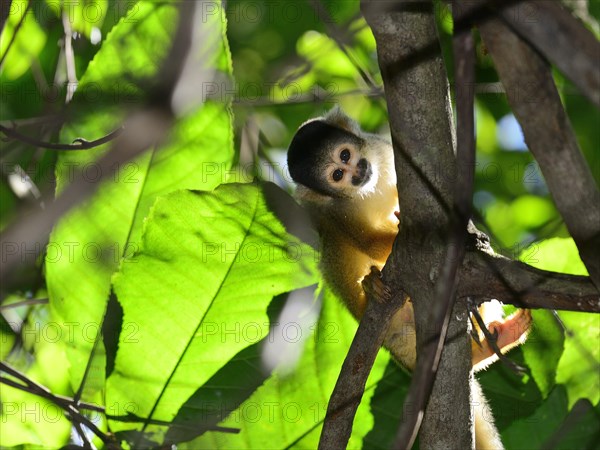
[287,119,361,197]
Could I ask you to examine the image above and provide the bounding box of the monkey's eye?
[340,149,351,163]
[332,169,344,182]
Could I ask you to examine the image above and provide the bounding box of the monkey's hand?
[362,267,391,304]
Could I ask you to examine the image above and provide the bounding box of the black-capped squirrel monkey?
[287,107,531,450]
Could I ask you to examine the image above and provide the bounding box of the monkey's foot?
[472,309,532,369]
[488,309,532,351]
[362,267,391,303]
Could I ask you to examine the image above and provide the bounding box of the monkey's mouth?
[351,158,372,186]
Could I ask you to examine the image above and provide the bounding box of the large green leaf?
[46,0,233,397]
[555,311,600,409]
[183,289,398,449]
[105,184,319,446]
[502,386,600,450]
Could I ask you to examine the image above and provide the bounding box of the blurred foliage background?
[1,0,599,449]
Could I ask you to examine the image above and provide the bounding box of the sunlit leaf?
[0,309,73,447]
[184,289,397,449]
[105,184,319,445]
[0,0,47,80]
[46,1,233,400]
[520,238,598,408]
[510,195,556,229]
[521,309,564,398]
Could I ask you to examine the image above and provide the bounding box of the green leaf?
[184,289,396,449]
[510,195,556,229]
[519,237,588,276]
[475,102,498,154]
[502,387,600,450]
[46,0,233,399]
[555,311,600,409]
[0,309,73,447]
[522,309,565,398]
[518,238,599,408]
[0,385,72,447]
[105,184,319,445]
[478,350,542,431]
[0,0,47,80]
[502,385,569,449]
[552,399,600,450]
[63,0,108,39]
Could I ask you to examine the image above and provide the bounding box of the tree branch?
[318,271,406,449]
[0,363,111,444]
[0,124,124,150]
[362,1,474,449]
[495,0,600,108]
[478,12,600,291]
[392,5,478,449]
[460,248,600,312]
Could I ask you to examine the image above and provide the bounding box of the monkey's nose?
[351,159,371,186]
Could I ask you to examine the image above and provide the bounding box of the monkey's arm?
[320,235,375,319]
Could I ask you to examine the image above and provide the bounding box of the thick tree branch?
[452,1,600,107]
[460,248,600,312]
[495,0,600,108]
[478,15,600,291]
[318,271,406,450]
[362,1,473,449]
[391,7,478,450]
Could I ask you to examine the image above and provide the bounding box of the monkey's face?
[324,142,373,190]
[288,118,377,199]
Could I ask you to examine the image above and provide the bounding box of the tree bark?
[362,1,472,449]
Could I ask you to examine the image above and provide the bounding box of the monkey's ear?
[324,106,361,135]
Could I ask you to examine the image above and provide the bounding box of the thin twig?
[0,124,124,150]
[61,10,78,103]
[309,0,378,89]
[0,298,49,310]
[0,363,111,444]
